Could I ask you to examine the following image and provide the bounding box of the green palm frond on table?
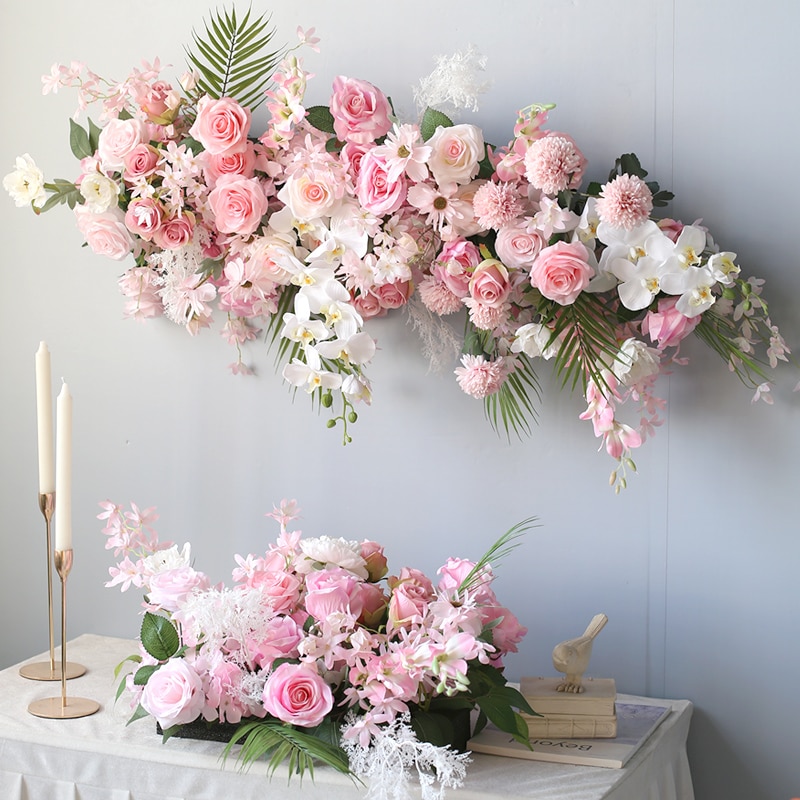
[185,6,284,111]
[223,718,354,779]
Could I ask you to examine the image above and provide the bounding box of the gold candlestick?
[28,549,100,719]
[20,493,86,682]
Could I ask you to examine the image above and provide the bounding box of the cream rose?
[427,124,484,186]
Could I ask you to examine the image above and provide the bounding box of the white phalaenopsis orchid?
[661,265,717,317]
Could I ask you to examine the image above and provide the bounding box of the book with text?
[467,703,671,768]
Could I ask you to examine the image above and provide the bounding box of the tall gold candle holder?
[28,549,100,719]
[20,493,86,681]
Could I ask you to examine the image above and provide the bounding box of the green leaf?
[126,704,150,726]
[140,611,180,661]
[420,107,454,141]
[476,695,531,747]
[87,118,102,154]
[410,710,457,748]
[133,664,160,686]
[184,7,284,112]
[39,180,81,213]
[68,118,93,160]
[306,105,336,134]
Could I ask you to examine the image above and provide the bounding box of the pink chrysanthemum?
[524,134,586,195]
[454,354,505,399]
[472,181,524,230]
[418,276,463,315]
[464,298,506,331]
[596,174,654,230]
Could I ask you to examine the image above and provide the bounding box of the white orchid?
[661,265,717,317]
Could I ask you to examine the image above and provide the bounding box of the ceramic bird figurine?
[552,613,608,693]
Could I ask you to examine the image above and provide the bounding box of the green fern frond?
[185,7,284,112]
[484,355,541,439]
[458,516,539,596]
[541,294,624,393]
[223,719,353,779]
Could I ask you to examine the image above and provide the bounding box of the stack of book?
[519,676,618,738]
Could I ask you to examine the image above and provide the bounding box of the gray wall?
[1,2,798,799]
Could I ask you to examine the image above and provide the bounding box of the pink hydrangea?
[596,174,654,230]
[418,276,463,315]
[454,354,505,398]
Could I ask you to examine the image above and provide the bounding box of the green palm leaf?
[484,354,541,439]
[185,7,284,111]
[223,718,353,779]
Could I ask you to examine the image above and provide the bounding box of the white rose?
[140,543,192,578]
[511,322,560,360]
[97,118,145,171]
[80,172,120,212]
[427,123,484,186]
[278,172,339,221]
[612,338,661,386]
[297,536,368,579]
[3,154,47,208]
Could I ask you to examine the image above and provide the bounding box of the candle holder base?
[19,661,86,681]
[28,695,100,719]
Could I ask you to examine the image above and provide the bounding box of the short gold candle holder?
[28,549,100,720]
[20,493,86,682]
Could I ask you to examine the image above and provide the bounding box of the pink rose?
[438,557,496,604]
[153,212,196,250]
[140,658,204,728]
[387,581,430,632]
[356,151,407,217]
[203,143,256,187]
[495,221,546,269]
[530,241,594,305]
[75,206,133,261]
[352,291,386,320]
[124,198,164,240]
[469,259,511,308]
[341,142,370,179]
[481,606,527,656]
[642,296,701,349]
[250,616,303,669]
[97,118,145,170]
[123,144,160,181]
[330,76,392,145]
[278,172,339,221]
[357,582,388,628]
[434,239,481,298]
[374,280,412,310]
[190,96,251,155]
[304,566,364,620]
[208,174,268,235]
[262,662,333,727]
[135,80,179,124]
[427,124,484,186]
[249,569,302,614]
[147,565,210,613]
[359,540,388,582]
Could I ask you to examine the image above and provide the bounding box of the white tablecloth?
[0,635,695,799]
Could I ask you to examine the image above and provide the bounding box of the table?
[0,635,694,799]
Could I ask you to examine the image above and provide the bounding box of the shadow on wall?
[687,711,764,800]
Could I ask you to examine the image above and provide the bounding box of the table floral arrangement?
[100,498,535,798]
[4,8,794,490]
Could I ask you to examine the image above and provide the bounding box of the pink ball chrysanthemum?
[524,134,586,195]
[596,174,654,230]
[464,298,506,331]
[418,276,463,315]
[472,181,525,230]
[454,354,505,399]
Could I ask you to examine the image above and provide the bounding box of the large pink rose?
[190,96,251,155]
[250,616,303,669]
[386,567,434,632]
[469,259,511,308]
[495,221,546,269]
[153,212,195,250]
[530,241,594,305]
[262,662,333,727]
[208,174,268,235]
[330,76,392,145]
[481,606,528,655]
[249,569,302,614]
[304,566,364,620]
[147,565,210,613]
[97,118,145,171]
[642,296,701,349]
[140,658,204,728]
[124,198,164,241]
[203,143,256,186]
[438,557,495,604]
[75,206,133,261]
[356,151,406,216]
